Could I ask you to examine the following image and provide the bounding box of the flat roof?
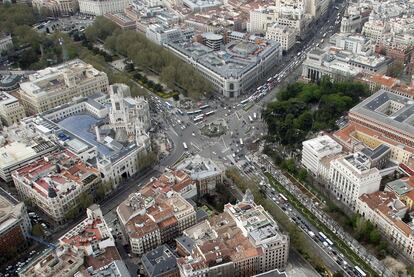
[350,89,414,137]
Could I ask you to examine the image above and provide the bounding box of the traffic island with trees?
[262,77,369,150]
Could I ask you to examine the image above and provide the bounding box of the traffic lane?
[264,190,347,275]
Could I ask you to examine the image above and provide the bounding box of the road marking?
[191,142,201,151]
[170,128,178,137]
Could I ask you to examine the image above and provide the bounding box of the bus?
[318,232,327,241]
[354,266,366,277]
[267,77,273,83]
[240,99,249,105]
[187,110,202,115]
[194,116,204,123]
[326,238,334,246]
[199,104,210,110]
[245,155,251,163]
[204,110,215,116]
[165,102,173,109]
[279,193,288,202]
[177,109,184,115]
[239,138,244,145]
[248,116,253,122]
[183,142,188,150]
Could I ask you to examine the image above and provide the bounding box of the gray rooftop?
[141,245,178,277]
[176,235,195,254]
[350,90,414,137]
[166,39,280,79]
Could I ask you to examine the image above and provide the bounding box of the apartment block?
[32,0,78,16]
[0,123,57,182]
[0,191,31,265]
[12,150,101,224]
[177,193,289,277]
[18,59,108,114]
[79,0,129,15]
[265,24,298,51]
[19,205,128,277]
[175,154,223,197]
[117,182,197,255]
[302,135,343,177]
[0,34,13,54]
[356,191,414,262]
[0,91,26,126]
[329,152,382,209]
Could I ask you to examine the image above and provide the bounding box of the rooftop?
[0,191,25,235]
[166,38,280,79]
[302,135,342,155]
[142,245,178,277]
[359,191,411,236]
[175,154,223,180]
[20,59,106,96]
[13,150,99,200]
[350,89,414,137]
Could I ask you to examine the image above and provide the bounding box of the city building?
[348,89,414,148]
[19,246,85,277]
[329,33,374,56]
[328,151,383,209]
[146,25,194,46]
[82,260,131,277]
[147,169,197,200]
[175,154,223,197]
[181,0,222,12]
[301,135,342,177]
[59,204,119,263]
[32,0,78,16]
[0,190,31,265]
[356,191,414,262]
[177,192,289,276]
[17,84,151,186]
[165,36,282,98]
[265,24,298,51]
[78,0,129,16]
[0,91,26,126]
[355,73,414,98]
[19,205,127,277]
[0,34,13,54]
[0,125,57,182]
[334,122,414,165]
[385,176,414,211]
[104,12,136,30]
[302,47,389,82]
[117,183,197,255]
[12,150,101,223]
[18,59,109,114]
[248,6,308,36]
[0,74,21,92]
[141,245,179,277]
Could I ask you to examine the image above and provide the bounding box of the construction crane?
[27,234,58,258]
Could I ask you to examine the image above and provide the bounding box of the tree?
[369,228,381,244]
[333,272,344,277]
[32,223,45,237]
[298,168,308,182]
[79,192,94,210]
[64,206,79,221]
[403,210,412,223]
[387,62,404,78]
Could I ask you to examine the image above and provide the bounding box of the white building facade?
[329,152,382,209]
[79,0,129,15]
